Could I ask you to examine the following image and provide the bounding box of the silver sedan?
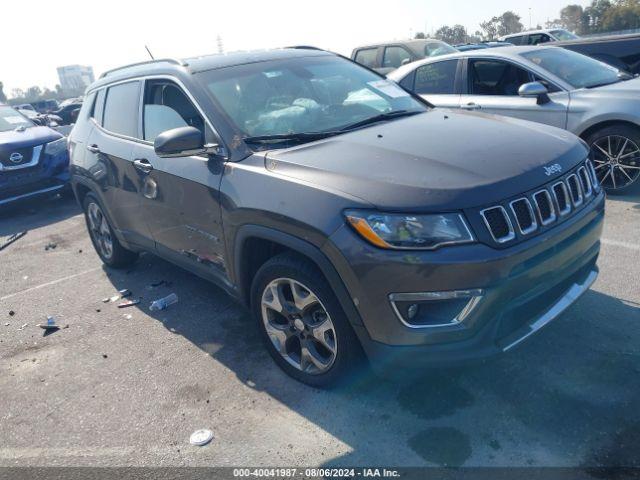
[388,45,640,194]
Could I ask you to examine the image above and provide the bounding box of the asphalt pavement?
[0,194,639,467]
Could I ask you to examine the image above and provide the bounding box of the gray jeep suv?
[69,48,604,387]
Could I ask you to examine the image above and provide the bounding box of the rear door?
[132,79,229,284]
[408,59,461,108]
[459,57,568,128]
[84,80,153,248]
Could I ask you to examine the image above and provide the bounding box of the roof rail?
[100,58,188,79]
[284,45,326,51]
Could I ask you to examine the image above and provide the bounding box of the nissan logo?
[9,152,24,164]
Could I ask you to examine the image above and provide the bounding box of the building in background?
[56,65,95,94]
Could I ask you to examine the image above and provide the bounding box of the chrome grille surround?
[578,166,593,199]
[566,174,584,207]
[480,206,515,243]
[552,181,572,217]
[586,159,601,192]
[532,189,556,226]
[509,198,538,235]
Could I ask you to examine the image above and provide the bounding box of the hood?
[0,126,62,151]
[573,77,640,100]
[265,110,588,210]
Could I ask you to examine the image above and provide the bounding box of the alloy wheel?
[260,278,337,375]
[591,135,640,191]
[87,202,114,260]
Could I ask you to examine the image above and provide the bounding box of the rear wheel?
[250,253,364,388]
[585,124,640,195]
[83,193,138,268]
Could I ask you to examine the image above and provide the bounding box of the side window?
[91,89,106,125]
[528,34,550,45]
[382,46,413,69]
[413,60,458,94]
[143,81,205,142]
[103,82,140,137]
[469,59,531,96]
[508,35,525,46]
[354,48,378,69]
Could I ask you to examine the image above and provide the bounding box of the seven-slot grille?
[480,160,600,244]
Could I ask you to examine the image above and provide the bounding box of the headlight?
[44,137,68,156]
[345,210,475,250]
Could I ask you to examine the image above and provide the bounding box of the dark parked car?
[0,104,70,206]
[500,29,640,74]
[351,39,458,74]
[69,49,603,387]
[31,99,59,114]
[53,101,83,125]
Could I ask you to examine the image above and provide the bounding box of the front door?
[86,81,153,248]
[133,79,229,286]
[460,58,568,129]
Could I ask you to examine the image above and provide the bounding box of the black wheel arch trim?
[233,224,364,328]
[71,174,136,250]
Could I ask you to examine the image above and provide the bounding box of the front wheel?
[83,193,138,268]
[250,253,364,388]
[586,124,640,195]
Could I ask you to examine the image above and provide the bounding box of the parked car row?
[387,45,640,194]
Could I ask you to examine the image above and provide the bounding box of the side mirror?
[518,81,550,105]
[154,126,218,158]
[401,58,412,66]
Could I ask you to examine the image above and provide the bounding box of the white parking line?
[0,267,101,302]
[602,238,640,252]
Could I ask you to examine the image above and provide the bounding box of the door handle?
[133,158,153,173]
[86,144,100,153]
[464,103,482,110]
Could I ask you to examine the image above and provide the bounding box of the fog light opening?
[389,290,483,329]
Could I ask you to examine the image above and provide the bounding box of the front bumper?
[0,151,70,206]
[324,191,605,370]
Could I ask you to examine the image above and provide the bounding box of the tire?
[585,124,640,195]
[83,193,138,268]
[250,252,365,388]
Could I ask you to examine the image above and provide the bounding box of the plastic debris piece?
[118,298,140,308]
[109,295,120,302]
[9,311,15,316]
[123,314,132,320]
[189,429,213,446]
[38,316,60,331]
[4,323,9,327]
[150,293,178,311]
[0,231,27,252]
[19,324,28,330]
[119,289,132,298]
[44,242,58,251]
[102,297,111,303]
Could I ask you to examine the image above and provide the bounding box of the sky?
[0,0,591,96]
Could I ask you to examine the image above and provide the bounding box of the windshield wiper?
[338,110,422,131]
[243,131,342,145]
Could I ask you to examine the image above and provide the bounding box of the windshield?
[197,55,426,142]
[0,105,34,132]
[550,29,579,41]
[521,48,623,89]
[424,41,458,57]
